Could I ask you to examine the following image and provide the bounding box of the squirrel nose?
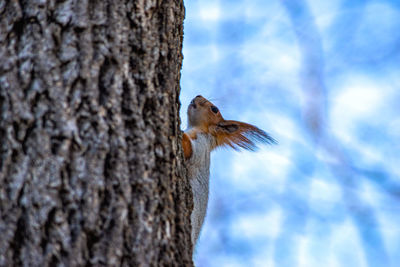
[190,99,197,108]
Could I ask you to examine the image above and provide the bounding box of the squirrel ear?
[212,120,276,150]
[216,121,240,133]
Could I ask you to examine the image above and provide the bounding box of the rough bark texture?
[0,0,193,266]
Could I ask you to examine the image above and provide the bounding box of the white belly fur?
[186,133,212,246]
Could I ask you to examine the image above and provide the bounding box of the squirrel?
[182,95,276,246]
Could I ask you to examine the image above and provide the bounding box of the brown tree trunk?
[0,0,192,266]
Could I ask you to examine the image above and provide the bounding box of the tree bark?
[0,0,192,266]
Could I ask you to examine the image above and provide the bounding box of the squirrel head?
[187,95,276,150]
[188,95,223,129]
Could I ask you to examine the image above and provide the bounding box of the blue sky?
[180,0,400,266]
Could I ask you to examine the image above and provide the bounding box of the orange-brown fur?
[182,133,193,159]
[183,95,275,246]
[182,95,275,158]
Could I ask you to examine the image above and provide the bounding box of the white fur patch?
[186,132,213,246]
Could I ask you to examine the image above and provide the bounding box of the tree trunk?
[0,0,192,266]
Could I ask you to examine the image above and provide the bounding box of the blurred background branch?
[181,0,400,266]
[282,0,389,265]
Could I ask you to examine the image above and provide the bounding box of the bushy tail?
[210,120,277,151]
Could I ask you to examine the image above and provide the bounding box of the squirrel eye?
[211,106,219,114]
